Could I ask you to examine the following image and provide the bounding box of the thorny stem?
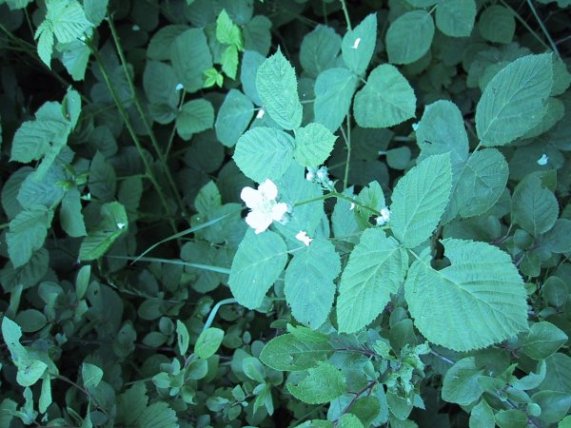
[294,191,381,216]
[339,0,352,31]
[499,0,551,51]
[91,46,178,234]
[342,116,352,190]
[107,16,187,217]
[337,381,377,424]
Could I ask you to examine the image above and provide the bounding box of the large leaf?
[435,0,476,37]
[415,100,469,177]
[337,229,408,333]
[79,202,128,261]
[477,5,515,44]
[512,174,559,236]
[228,230,288,309]
[287,362,346,404]
[353,64,416,128]
[6,205,54,268]
[386,11,435,65]
[293,123,337,167]
[285,240,341,329]
[391,154,452,248]
[233,127,295,182]
[341,13,377,75]
[259,332,332,371]
[405,239,528,351]
[215,89,254,147]
[300,25,341,77]
[176,99,214,140]
[255,50,302,130]
[449,149,509,219]
[170,28,213,93]
[314,67,358,132]
[475,53,553,147]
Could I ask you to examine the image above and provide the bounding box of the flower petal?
[240,186,262,209]
[271,202,289,221]
[245,210,272,234]
[258,179,278,200]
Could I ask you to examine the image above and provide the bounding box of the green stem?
[525,0,560,58]
[341,117,352,189]
[165,89,187,157]
[202,298,237,333]
[499,0,550,51]
[106,16,186,216]
[91,47,178,234]
[339,0,352,31]
[294,191,380,215]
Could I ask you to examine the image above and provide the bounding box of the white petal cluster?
[295,231,313,246]
[376,207,391,226]
[240,179,288,234]
[537,153,549,166]
[306,166,334,190]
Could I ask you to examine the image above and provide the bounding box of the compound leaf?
[341,13,377,75]
[287,362,346,404]
[314,67,358,132]
[435,0,477,37]
[294,123,337,167]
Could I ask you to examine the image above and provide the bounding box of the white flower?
[256,109,265,119]
[316,166,329,181]
[537,153,549,166]
[352,37,361,49]
[349,202,355,211]
[376,207,391,226]
[132,24,140,32]
[295,231,313,246]
[175,83,184,91]
[306,169,315,181]
[240,179,288,234]
[412,122,419,131]
[117,222,126,230]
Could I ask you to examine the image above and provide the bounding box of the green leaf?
[147,25,189,61]
[82,363,103,389]
[469,400,495,428]
[39,375,52,414]
[450,149,509,219]
[478,5,515,44]
[79,201,128,261]
[523,322,568,360]
[138,401,178,428]
[338,414,365,428]
[233,127,295,182]
[300,25,341,77]
[512,174,559,237]
[195,327,224,359]
[287,362,346,404]
[215,89,254,147]
[442,357,484,405]
[285,240,341,329]
[15,309,47,332]
[240,50,265,104]
[337,229,408,333]
[0,248,49,292]
[143,61,178,124]
[11,101,70,165]
[60,189,87,237]
[435,0,476,37]
[255,49,302,130]
[260,331,332,371]
[176,320,190,355]
[45,0,91,43]
[341,13,377,75]
[293,123,337,167]
[6,205,54,268]
[391,154,452,248]
[532,391,571,425]
[386,11,435,65]
[476,53,553,147]
[176,99,214,140]
[59,39,91,81]
[541,219,571,253]
[228,230,288,309]
[216,9,243,49]
[84,0,108,26]
[221,45,239,79]
[353,64,416,128]
[314,67,358,132]
[405,239,528,351]
[171,28,213,93]
[415,100,469,177]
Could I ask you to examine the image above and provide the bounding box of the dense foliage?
[0,0,570,427]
